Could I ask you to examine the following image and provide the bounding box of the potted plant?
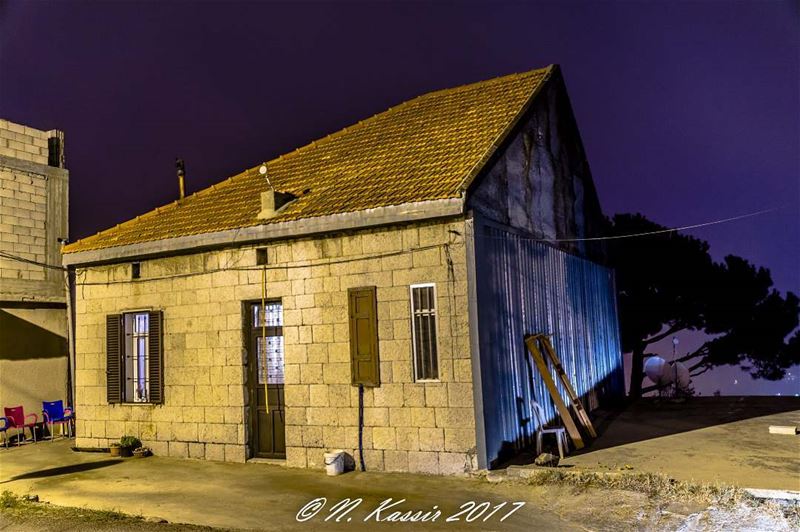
[132,446,151,458]
[109,442,122,457]
[117,435,141,458]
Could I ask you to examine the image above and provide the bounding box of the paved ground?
[0,404,800,532]
[0,439,579,531]
[519,396,800,491]
[1,397,797,530]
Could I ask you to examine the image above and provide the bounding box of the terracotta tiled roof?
[65,66,553,254]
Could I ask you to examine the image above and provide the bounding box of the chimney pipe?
[176,158,186,200]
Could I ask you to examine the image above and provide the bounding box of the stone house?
[0,119,70,419]
[63,65,624,473]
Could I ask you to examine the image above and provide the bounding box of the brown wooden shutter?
[105,314,123,404]
[148,310,164,404]
[348,286,380,387]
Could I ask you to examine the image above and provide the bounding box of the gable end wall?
[467,71,606,260]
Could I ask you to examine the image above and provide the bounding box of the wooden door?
[247,301,286,458]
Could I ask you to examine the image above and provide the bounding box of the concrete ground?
[518,396,800,491]
[2,416,798,531]
[0,439,579,531]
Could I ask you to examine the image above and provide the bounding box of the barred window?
[410,283,439,381]
[124,312,150,402]
[107,311,163,404]
[253,302,284,385]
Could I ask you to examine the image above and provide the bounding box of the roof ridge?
[263,66,554,170]
[142,67,553,217]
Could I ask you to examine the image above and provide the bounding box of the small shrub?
[0,491,20,509]
[119,436,141,449]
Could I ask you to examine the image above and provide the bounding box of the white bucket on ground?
[324,450,345,476]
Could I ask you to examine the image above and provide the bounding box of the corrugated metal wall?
[471,219,624,467]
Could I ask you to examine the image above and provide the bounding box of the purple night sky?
[2,1,797,395]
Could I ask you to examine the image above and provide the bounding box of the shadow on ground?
[496,396,800,469]
[1,459,122,484]
[582,396,800,452]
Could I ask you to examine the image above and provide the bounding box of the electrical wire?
[0,250,68,271]
[73,243,452,286]
[505,206,783,243]
[0,205,783,275]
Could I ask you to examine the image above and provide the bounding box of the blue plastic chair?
[42,400,74,440]
[0,417,10,447]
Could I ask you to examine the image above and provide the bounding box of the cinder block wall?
[0,118,70,416]
[0,118,67,297]
[73,219,477,474]
[0,119,51,165]
[0,166,48,283]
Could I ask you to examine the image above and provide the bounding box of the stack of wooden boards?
[524,333,597,450]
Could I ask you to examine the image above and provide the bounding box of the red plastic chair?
[4,406,39,445]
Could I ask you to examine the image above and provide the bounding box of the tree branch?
[643,323,687,345]
[690,367,711,378]
[675,344,710,363]
[688,360,707,373]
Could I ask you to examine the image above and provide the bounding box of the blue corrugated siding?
[473,221,624,466]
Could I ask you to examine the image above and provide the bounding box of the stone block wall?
[73,218,477,474]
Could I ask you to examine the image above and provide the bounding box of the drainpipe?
[62,253,76,410]
[358,384,366,471]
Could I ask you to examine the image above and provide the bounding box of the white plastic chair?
[531,400,569,460]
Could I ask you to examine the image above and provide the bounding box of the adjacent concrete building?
[63,65,624,473]
[0,119,70,417]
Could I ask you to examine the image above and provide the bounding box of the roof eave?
[62,197,465,267]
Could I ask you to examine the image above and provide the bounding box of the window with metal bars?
[124,312,150,402]
[106,310,163,404]
[252,302,284,385]
[410,283,439,381]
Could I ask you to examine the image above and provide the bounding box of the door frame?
[243,299,286,459]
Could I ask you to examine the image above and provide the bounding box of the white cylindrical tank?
[659,362,675,385]
[673,361,691,390]
[644,356,669,385]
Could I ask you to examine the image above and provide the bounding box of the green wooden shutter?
[348,286,380,387]
[105,314,123,404]
[148,310,164,404]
